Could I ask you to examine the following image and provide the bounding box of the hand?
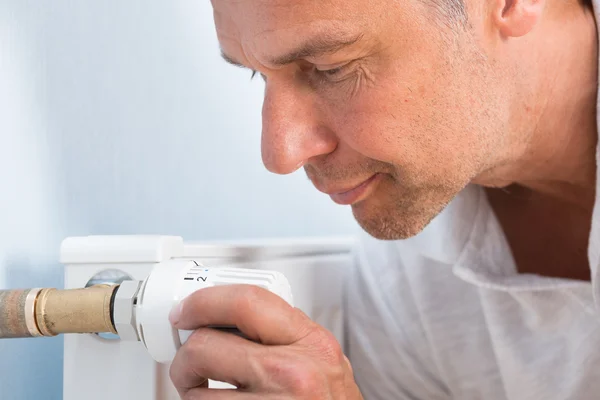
[168,284,363,399]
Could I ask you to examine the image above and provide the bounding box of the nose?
[261,80,337,175]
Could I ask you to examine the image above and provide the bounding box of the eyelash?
[312,64,356,88]
[249,64,353,84]
[316,65,346,78]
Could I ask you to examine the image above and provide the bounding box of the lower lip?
[329,174,382,205]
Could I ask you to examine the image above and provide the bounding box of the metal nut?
[113,280,142,341]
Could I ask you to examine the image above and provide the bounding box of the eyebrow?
[221,33,364,69]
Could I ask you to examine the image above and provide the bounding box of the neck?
[478,5,599,210]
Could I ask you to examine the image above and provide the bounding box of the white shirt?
[345,7,600,400]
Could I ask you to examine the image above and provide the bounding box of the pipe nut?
[113,280,142,341]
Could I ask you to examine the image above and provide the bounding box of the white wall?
[0,1,357,398]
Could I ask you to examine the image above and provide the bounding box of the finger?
[170,284,313,345]
[183,388,264,400]
[170,327,262,391]
[173,377,208,400]
[342,355,362,398]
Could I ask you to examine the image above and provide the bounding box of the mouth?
[315,174,383,206]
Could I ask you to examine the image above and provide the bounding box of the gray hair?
[428,0,468,29]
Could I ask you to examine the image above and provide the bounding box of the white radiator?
[61,235,355,400]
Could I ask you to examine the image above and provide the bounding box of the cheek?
[329,88,472,168]
[324,60,493,182]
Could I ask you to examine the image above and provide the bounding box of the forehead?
[212,0,370,33]
[211,0,385,62]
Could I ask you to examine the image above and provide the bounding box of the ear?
[492,0,545,38]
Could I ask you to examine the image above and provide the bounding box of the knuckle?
[235,285,264,314]
[182,387,207,400]
[258,350,287,379]
[260,350,324,396]
[292,308,317,335]
[245,284,267,302]
[286,363,325,396]
[172,330,210,380]
[184,329,209,355]
[168,362,180,387]
[169,358,188,389]
[309,325,344,365]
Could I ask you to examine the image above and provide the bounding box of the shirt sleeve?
[343,233,452,400]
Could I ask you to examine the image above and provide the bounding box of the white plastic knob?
[134,259,294,363]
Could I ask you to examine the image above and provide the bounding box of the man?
[167,0,600,398]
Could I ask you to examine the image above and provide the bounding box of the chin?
[350,187,453,241]
[351,202,434,241]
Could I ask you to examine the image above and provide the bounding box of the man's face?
[212,0,515,239]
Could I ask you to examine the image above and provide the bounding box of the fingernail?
[169,301,183,326]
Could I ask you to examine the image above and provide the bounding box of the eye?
[314,63,353,83]
[316,65,347,77]
[319,66,344,76]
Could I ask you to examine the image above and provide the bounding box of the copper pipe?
[0,289,42,338]
[0,285,118,338]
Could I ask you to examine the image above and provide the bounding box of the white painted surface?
[62,237,353,400]
[0,1,357,398]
